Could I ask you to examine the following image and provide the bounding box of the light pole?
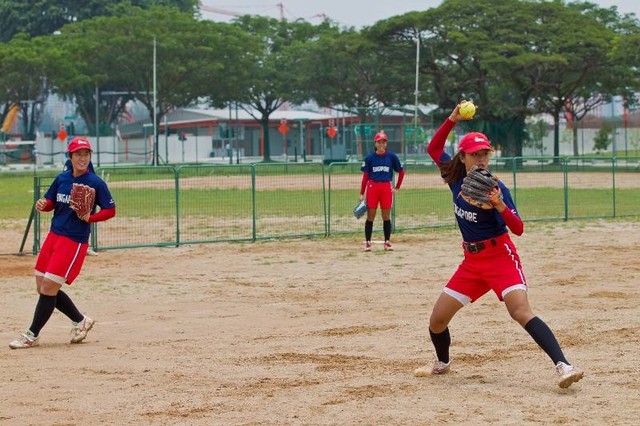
[228,103,233,164]
[153,36,158,166]
[95,85,100,166]
[235,101,240,164]
[413,36,420,160]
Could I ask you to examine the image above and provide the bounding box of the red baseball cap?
[374,131,388,142]
[68,136,93,153]
[458,132,493,153]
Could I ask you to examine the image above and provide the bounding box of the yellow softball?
[459,101,476,119]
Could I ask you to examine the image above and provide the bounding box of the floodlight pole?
[235,102,240,164]
[153,36,158,166]
[95,85,100,166]
[413,36,420,159]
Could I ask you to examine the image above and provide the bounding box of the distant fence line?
[27,156,640,254]
[4,118,640,168]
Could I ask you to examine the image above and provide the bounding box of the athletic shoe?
[384,241,394,251]
[9,330,39,349]
[555,361,584,388]
[414,359,451,377]
[431,359,451,374]
[364,241,372,252]
[70,316,95,344]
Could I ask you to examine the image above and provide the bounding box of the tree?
[0,42,12,129]
[593,121,613,152]
[300,25,415,123]
[365,0,640,162]
[0,1,201,141]
[363,11,436,109]
[562,94,606,156]
[536,1,640,158]
[297,24,419,158]
[231,16,324,162]
[370,0,543,158]
[0,34,53,139]
[47,7,255,164]
[524,118,550,157]
[0,0,198,42]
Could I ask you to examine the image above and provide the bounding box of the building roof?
[181,107,336,122]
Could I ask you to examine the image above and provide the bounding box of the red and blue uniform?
[421,116,583,386]
[37,167,115,284]
[44,168,114,243]
[428,118,526,304]
[8,136,116,349]
[360,150,404,209]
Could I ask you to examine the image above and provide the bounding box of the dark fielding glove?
[460,167,502,209]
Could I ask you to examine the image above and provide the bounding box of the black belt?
[463,238,497,254]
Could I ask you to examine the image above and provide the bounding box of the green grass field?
[2,170,640,222]
[0,174,42,220]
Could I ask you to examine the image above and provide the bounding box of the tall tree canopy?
[2,0,639,162]
[0,34,54,139]
[300,25,417,123]
[46,6,255,164]
[230,16,326,161]
[366,0,640,158]
[0,0,198,42]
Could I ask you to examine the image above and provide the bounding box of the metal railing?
[28,156,640,253]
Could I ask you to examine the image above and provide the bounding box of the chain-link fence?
[28,156,640,253]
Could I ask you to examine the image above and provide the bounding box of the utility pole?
[95,85,100,166]
[413,36,420,161]
[153,36,158,166]
[277,2,284,20]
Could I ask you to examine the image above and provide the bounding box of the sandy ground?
[1,220,639,425]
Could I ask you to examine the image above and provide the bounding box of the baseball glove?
[353,200,367,219]
[460,167,502,209]
[70,183,96,220]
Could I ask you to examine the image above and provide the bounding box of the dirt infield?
[1,220,639,425]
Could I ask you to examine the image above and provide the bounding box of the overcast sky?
[201,1,640,28]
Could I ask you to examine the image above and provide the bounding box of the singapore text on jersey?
[372,165,390,173]
[454,203,478,222]
[56,193,71,204]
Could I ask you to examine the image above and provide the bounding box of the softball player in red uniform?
[414,103,583,388]
[359,130,405,251]
[9,137,116,349]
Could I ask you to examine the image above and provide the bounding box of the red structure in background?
[57,125,68,141]
[278,119,289,135]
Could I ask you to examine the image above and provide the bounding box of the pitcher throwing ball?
[414,102,583,388]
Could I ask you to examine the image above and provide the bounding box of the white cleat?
[70,316,95,344]
[556,361,584,389]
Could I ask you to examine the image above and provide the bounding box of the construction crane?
[199,2,333,24]
[308,12,346,26]
[198,1,242,17]
[309,13,330,20]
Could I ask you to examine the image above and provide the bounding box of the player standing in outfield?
[359,130,405,251]
[9,136,116,349]
[414,102,584,388]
